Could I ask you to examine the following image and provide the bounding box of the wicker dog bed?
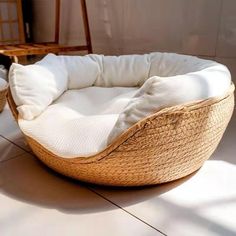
[7,53,235,186]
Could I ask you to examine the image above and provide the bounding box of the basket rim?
[0,84,8,93]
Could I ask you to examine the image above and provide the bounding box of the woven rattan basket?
[7,84,235,186]
[0,86,8,112]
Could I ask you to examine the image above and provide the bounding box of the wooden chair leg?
[81,0,92,53]
[12,56,19,63]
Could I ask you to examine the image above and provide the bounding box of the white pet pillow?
[59,55,101,89]
[108,63,231,142]
[94,54,150,87]
[9,54,68,120]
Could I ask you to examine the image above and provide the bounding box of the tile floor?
[0,104,235,236]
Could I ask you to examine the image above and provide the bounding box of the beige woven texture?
[7,84,235,186]
[0,87,7,112]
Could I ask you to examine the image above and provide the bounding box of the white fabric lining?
[19,87,137,157]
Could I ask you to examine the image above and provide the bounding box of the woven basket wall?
[0,87,7,112]
[7,84,235,186]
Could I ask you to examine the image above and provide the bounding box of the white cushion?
[94,54,150,87]
[60,55,100,89]
[9,54,68,120]
[59,54,151,87]
[19,87,137,157]
[149,52,217,77]
[109,62,231,142]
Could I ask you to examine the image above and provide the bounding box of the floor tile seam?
[86,186,168,236]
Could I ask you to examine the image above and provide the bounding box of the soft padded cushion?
[9,54,68,120]
[19,87,137,157]
[109,64,231,142]
[59,54,151,88]
[149,52,217,77]
[60,55,100,89]
[96,54,150,87]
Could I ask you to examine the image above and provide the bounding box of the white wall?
[31,0,236,78]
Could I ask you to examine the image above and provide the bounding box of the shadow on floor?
[156,197,236,236]
[0,153,196,214]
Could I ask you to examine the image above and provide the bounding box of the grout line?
[0,134,32,154]
[0,133,167,234]
[0,135,30,164]
[0,152,26,164]
[0,138,167,235]
[86,186,168,236]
